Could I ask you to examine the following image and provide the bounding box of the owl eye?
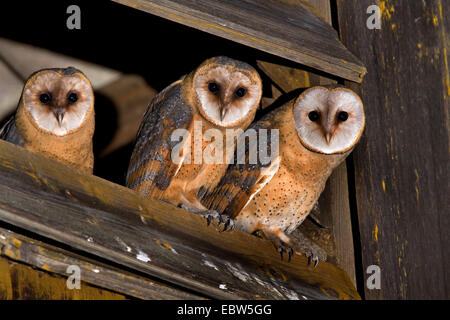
[338,111,348,122]
[39,93,52,105]
[235,87,246,98]
[67,92,78,104]
[208,82,220,93]
[308,111,320,122]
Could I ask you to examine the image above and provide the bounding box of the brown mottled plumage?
[126,56,262,219]
[0,67,95,174]
[203,87,365,263]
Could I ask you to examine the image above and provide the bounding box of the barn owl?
[203,86,365,265]
[0,67,95,174]
[126,56,262,221]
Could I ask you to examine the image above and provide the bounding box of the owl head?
[293,86,365,154]
[192,56,262,127]
[21,67,94,136]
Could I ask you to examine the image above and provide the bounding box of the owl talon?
[200,210,220,225]
[306,251,320,268]
[277,245,294,261]
[252,230,265,239]
[222,218,235,232]
[206,215,213,226]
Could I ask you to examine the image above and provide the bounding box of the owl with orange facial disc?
[0,67,95,174]
[203,86,365,265]
[126,56,262,222]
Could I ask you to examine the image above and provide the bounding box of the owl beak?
[324,124,333,144]
[220,107,227,121]
[54,108,65,126]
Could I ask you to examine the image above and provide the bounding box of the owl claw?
[277,245,294,262]
[222,217,235,232]
[306,251,320,268]
[206,215,213,226]
[201,210,220,225]
[288,247,294,262]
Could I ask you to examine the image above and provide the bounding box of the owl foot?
[178,204,223,227]
[253,229,325,267]
[252,230,294,262]
[290,231,327,268]
[219,216,235,232]
[270,237,294,262]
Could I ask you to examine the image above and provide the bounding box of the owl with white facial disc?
[0,67,95,173]
[204,86,365,265]
[126,56,262,222]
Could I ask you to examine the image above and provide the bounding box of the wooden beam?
[111,0,366,82]
[337,0,450,299]
[0,257,127,300]
[0,227,204,300]
[0,139,360,300]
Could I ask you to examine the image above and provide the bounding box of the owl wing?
[126,80,193,199]
[202,117,280,219]
[0,115,24,146]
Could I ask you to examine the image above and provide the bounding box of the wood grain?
[111,0,366,82]
[0,257,127,300]
[0,139,360,300]
[0,227,203,300]
[338,0,449,299]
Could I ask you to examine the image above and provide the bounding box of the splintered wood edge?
[0,140,360,300]
[111,0,366,82]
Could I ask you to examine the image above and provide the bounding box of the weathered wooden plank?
[0,38,121,89]
[0,139,360,300]
[257,60,311,91]
[0,257,127,300]
[0,59,22,120]
[337,0,449,299]
[0,227,203,300]
[317,163,356,286]
[306,0,333,24]
[111,0,366,82]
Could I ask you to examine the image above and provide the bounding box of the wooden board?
[0,227,203,300]
[111,0,366,82]
[0,139,360,300]
[337,0,449,299]
[0,257,127,300]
